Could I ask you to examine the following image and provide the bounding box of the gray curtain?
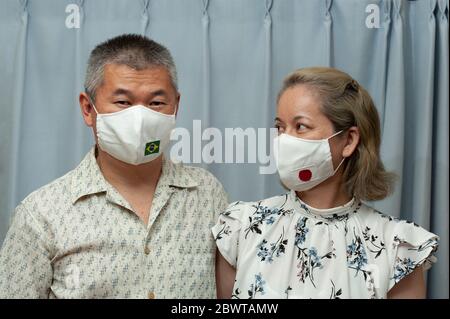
[0,0,447,298]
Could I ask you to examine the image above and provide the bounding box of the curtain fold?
[373,0,405,217]
[261,0,273,196]
[74,0,86,158]
[8,0,29,225]
[428,0,449,299]
[141,0,150,35]
[324,0,333,66]
[202,0,211,136]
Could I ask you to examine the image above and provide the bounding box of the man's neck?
[296,172,352,210]
[95,146,163,190]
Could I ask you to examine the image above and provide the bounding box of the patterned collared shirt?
[0,147,228,299]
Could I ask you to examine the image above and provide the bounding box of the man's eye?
[150,101,166,106]
[115,101,131,106]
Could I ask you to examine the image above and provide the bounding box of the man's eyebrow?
[150,89,169,98]
[112,88,133,97]
[111,88,169,98]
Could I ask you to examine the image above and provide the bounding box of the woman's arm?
[387,265,426,299]
[215,250,236,299]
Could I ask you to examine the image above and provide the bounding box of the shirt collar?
[157,155,199,189]
[70,147,198,204]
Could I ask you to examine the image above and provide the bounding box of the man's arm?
[215,250,236,299]
[211,176,236,298]
[0,204,53,298]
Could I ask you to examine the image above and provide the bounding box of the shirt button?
[148,291,156,299]
[144,246,150,255]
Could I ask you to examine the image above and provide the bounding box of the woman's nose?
[284,126,298,137]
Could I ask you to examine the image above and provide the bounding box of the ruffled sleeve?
[211,201,249,267]
[386,218,439,290]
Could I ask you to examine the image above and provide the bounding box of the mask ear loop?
[88,98,100,156]
[328,130,344,140]
[172,104,179,116]
[329,129,346,174]
[91,104,99,114]
[333,157,346,174]
[88,97,99,114]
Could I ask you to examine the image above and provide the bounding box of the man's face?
[80,63,180,138]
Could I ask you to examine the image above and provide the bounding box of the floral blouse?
[212,190,439,299]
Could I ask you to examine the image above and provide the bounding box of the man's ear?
[175,92,181,117]
[79,92,95,127]
[342,126,360,158]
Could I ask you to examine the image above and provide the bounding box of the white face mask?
[92,103,176,165]
[273,131,345,192]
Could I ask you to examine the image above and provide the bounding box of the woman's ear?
[342,126,360,158]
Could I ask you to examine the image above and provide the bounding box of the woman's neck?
[296,173,352,209]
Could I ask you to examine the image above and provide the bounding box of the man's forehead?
[100,63,173,92]
[103,63,170,80]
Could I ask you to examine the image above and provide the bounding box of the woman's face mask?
[273,131,346,192]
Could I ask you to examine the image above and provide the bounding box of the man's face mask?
[273,130,345,192]
[92,102,176,165]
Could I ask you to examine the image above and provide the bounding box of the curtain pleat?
[429,0,449,299]
[8,0,29,223]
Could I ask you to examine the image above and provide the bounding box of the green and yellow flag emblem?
[144,140,160,156]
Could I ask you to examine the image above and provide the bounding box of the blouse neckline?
[289,190,358,222]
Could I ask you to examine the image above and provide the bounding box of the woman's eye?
[275,125,285,133]
[297,123,308,131]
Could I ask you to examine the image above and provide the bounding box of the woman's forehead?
[277,85,325,119]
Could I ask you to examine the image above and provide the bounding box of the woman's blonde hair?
[278,67,395,201]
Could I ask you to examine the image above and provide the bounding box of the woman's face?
[275,84,347,170]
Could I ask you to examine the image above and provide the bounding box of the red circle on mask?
[298,169,312,182]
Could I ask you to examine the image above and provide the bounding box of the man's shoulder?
[19,169,76,213]
[172,161,224,190]
[19,148,98,213]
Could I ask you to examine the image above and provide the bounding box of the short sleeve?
[386,219,439,290]
[0,202,54,298]
[212,177,229,221]
[211,201,249,268]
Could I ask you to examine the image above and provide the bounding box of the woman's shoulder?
[355,202,436,236]
[355,202,439,261]
[354,203,439,291]
[222,193,292,219]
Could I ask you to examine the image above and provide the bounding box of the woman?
[212,67,439,299]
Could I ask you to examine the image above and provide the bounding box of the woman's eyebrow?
[292,115,311,121]
[275,115,312,122]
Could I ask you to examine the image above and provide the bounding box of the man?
[0,34,228,298]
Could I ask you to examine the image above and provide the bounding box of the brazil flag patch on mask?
[144,140,160,156]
